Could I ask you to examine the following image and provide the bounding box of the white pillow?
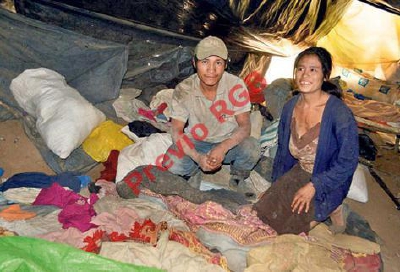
[10,68,106,159]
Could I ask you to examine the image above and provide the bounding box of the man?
[162,36,260,197]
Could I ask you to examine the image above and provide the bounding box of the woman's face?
[294,54,325,95]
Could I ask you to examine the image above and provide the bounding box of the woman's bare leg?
[330,205,345,227]
[329,204,349,234]
[310,220,319,230]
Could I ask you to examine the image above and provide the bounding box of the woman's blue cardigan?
[272,94,359,221]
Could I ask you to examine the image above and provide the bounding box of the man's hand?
[198,153,220,171]
[291,182,316,214]
[206,144,226,168]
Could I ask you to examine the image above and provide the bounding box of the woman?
[253,47,359,235]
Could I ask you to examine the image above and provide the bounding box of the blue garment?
[0,172,81,193]
[164,137,260,178]
[272,95,359,221]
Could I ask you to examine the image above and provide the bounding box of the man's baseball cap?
[194,36,228,60]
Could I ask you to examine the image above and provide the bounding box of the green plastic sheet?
[0,236,164,272]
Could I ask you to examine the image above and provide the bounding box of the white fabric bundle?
[347,163,370,203]
[116,129,172,182]
[10,68,106,159]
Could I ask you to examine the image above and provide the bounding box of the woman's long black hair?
[293,47,342,99]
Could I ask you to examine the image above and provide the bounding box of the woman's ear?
[192,58,196,68]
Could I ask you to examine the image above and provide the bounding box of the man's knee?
[161,152,174,170]
[162,151,196,177]
[239,137,261,162]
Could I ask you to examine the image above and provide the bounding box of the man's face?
[195,56,226,89]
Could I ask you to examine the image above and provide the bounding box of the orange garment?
[0,204,36,221]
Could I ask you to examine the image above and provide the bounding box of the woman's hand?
[291,182,316,214]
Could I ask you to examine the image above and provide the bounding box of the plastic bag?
[347,164,370,203]
[82,120,134,162]
[0,236,162,272]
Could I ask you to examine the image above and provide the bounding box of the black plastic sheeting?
[0,8,130,173]
[13,0,248,74]
[0,8,128,111]
[15,0,239,41]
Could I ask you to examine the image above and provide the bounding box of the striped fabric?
[259,119,279,156]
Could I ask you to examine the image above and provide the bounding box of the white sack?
[347,163,370,203]
[10,68,106,159]
[116,131,172,182]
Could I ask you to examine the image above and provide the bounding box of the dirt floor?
[1,119,399,271]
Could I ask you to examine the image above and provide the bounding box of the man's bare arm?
[170,118,201,163]
[219,111,251,152]
[207,111,251,165]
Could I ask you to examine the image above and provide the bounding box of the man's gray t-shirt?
[170,72,251,143]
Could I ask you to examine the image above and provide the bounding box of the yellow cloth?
[246,225,381,271]
[82,120,134,162]
[245,234,342,272]
[309,224,381,255]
